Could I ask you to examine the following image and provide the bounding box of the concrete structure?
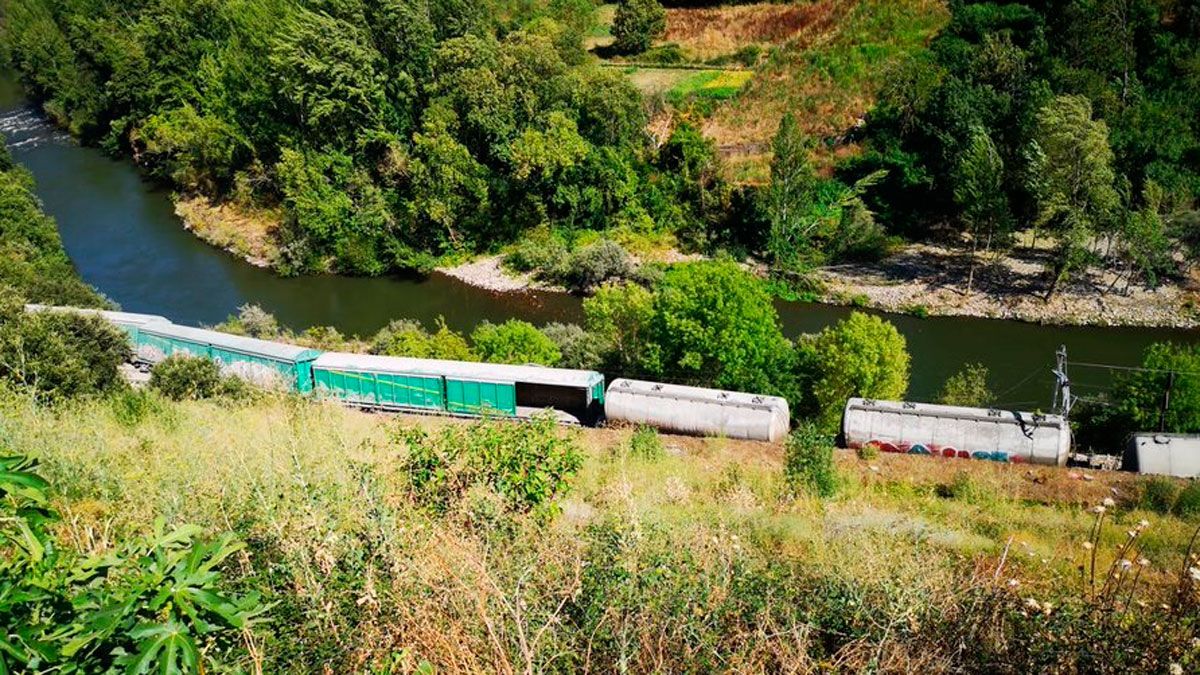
[842,398,1070,466]
[604,378,790,442]
[1126,434,1200,477]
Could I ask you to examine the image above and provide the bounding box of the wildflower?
[1093,505,1107,514]
[1007,578,1020,587]
[1137,557,1150,567]
[1138,519,1150,529]
[1169,664,1183,675]
[1119,559,1133,571]
[1127,530,1138,538]
[1082,542,1094,550]
[1188,566,1200,582]
[1024,598,1041,612]
[1103,497,1116,507]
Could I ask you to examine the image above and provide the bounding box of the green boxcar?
[445,378,517,416]
[136,324,321,393]
[312,367,444,411]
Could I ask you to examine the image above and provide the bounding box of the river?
[1,73,1196,404]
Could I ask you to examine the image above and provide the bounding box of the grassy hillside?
[3,385,1198,671]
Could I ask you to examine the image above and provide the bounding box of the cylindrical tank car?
[842,397,1070,466]
[605,378,790,442]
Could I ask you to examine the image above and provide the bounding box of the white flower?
[1188,566,1200,582]
[1103,497,1116,507]
[1082,542,1094,550]
[1119,559,1133,570]
[1169,664,1183,675]
[1093,505,1107,514]
[1137,558,1150,567]
[1138,519,1150,528]
[1127,530,1138,538]
[1024,598,1041,612]
[1007,578,1020,587]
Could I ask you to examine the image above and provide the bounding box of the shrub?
[1175,482,1200,518]
[372,318,477,361]
[627,425,664,461]
[399,414,582,513]
[559,239,636,292]
[938,363,994,408]
[612,0,666,55]
[237,303,279,338]
[471,319,560,365]
[1140,476,1180,515]
[541,322,605,370]
[784,423,837,498]
[0,310,131,402]
[855,443,879,460]
[109,388,167,427]
[504,228,569,275]
[797,311,910,432]
[149,355,223,401]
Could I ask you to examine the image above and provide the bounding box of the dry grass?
[665,1,846,59]
[701,0,949,183]
[175,195,283,268]
[3,388,1197,671]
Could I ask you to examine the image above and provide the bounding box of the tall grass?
[1,385,1197,672]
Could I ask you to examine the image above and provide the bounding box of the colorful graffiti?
[857,440,1016,463]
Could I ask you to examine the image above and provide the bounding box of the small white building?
[1126,434,1200,478]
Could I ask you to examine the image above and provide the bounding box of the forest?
[1,0,1197,299]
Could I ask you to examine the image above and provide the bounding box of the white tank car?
[842,398,1070,466]
[1126,434,1200,477]
[604,378,790,442]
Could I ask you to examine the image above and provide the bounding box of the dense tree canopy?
[0,0,722,275]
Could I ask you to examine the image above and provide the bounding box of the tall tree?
[1029,95,1121,297]
[953,126,1011,294]
[766,112,819,272]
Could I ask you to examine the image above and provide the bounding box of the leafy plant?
[150,354,225,401]
[938,363,994,408]
[627,425,664,461]
[0,453,265,673]
[784,423,837,498]
[612,0,666,55]
[471,320,561,366]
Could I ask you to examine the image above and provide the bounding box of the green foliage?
[626,425,664,461]
[471,319,561,365]
[643,261,795,395]
[541,322,605,371]
[0,144,102,307]
[399,413,582,513]
[1174,482,1200,519]
[0,309,130,402]
[1114,343,1200,435]
[559,239,637,292]
[149,355,242,401]
[0,454,264,673]
[611,0,666,55]
[583,281,654,373]
[783,423,837,498]
[937,363,994,408]
[372,318,478,361]
[1140,476,1180,515]
[797,312,910,431]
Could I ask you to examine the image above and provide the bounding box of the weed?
[1175,482,1200,519]
[856,443,879,460]
[784,422,837,498]
[1142,476,1181,515]
[627,424,665,461]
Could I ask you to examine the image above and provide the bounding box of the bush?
[149,355,224,401]
[627,425,664,461]
[938,363,994,408]
[471,319,561,365]
[237,303,280,338]
[541,322,605,370]
[855,443,879,460]
[109,388,168,427]
[784,423,837,498]
[372,318,477,361]
[0,309,131,402]
[797,311,910,432]
[560,239,636,292]
[1175,482,1200,518]
[1140,476,1180,515]
[612,0,666,54]
[504,228,569,275]
[399,414,582,514]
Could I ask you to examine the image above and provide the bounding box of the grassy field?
[2,385,1198,671]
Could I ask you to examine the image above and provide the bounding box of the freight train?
[25,305,789,441]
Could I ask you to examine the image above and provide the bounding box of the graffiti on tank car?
[222,361,288,390]
[867,440,1012,463]
[136,345,167,364]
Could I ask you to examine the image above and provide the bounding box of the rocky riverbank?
[816,243,1200,329]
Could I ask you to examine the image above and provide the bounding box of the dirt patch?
[174,196,282,269]
[817,242,1200,328]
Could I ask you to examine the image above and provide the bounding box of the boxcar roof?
[606,378,789,413]
[25,304,170,327]
[844,397,1066,428]
[141,322,322,362]
[314,352,603,388]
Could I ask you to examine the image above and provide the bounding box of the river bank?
[172,193,1200,329]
